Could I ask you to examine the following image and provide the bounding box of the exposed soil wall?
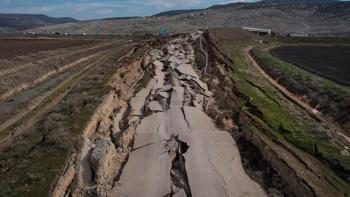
[193,33,299,197]
[0,41,154,197]
[50,40,162,197]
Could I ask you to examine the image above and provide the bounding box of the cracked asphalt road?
[111,34,266,197]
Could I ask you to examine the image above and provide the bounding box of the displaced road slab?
[113,34,266,197]
[176,64,199,78]
[170,86,185,109]
[112,113,172,197]
[181,106,265,196]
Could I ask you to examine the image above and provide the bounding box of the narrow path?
[0,49,118,148]
[0,51,106,132]
[111,35,266,197]
[246,46,350,143]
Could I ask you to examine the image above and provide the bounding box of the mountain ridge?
[153,0,341,17]
[0,14,78,31]
[30,0,350,35]
[260,0,339,3]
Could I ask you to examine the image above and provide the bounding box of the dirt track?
[247,47,350,143]
[0,51,115,148]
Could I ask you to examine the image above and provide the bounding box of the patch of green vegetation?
[240,115,350,195]
[220,38,350,182]
[0,141,69,197]
[251,48,350,99]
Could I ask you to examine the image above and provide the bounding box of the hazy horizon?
[0,0,259,20]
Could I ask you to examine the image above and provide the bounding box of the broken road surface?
[111,35,266,197]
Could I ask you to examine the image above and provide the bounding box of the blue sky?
[0,0,258,20]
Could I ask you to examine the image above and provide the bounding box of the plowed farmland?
[0,39,96,59]
[270,46,350,85]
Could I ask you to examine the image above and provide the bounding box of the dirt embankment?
[0,40,157,197]
[50,41,161,197]
[250,49,350,132]
[197,30,349,197]
[195,35,295,197]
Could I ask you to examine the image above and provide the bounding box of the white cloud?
[145,0,203,8]
[95,8,113,15]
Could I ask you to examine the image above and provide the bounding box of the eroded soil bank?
[0,40,158,197]
[50,40,165,197]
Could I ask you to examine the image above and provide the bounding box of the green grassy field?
[206,28,350,194]
[251,48,350,101]
[229,47,350,173]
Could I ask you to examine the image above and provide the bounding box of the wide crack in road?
[111,34,266,197]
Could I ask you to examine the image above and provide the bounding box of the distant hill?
[31,0,350,35]
[0,14,78,32]
[153,0,341,17]
[153,9,202,17]
[260,0,339,3]
[153,3,250,17]
[92,16,142,21]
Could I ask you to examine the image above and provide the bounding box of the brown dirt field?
[270,45,350,85]
[0,39,97,59]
